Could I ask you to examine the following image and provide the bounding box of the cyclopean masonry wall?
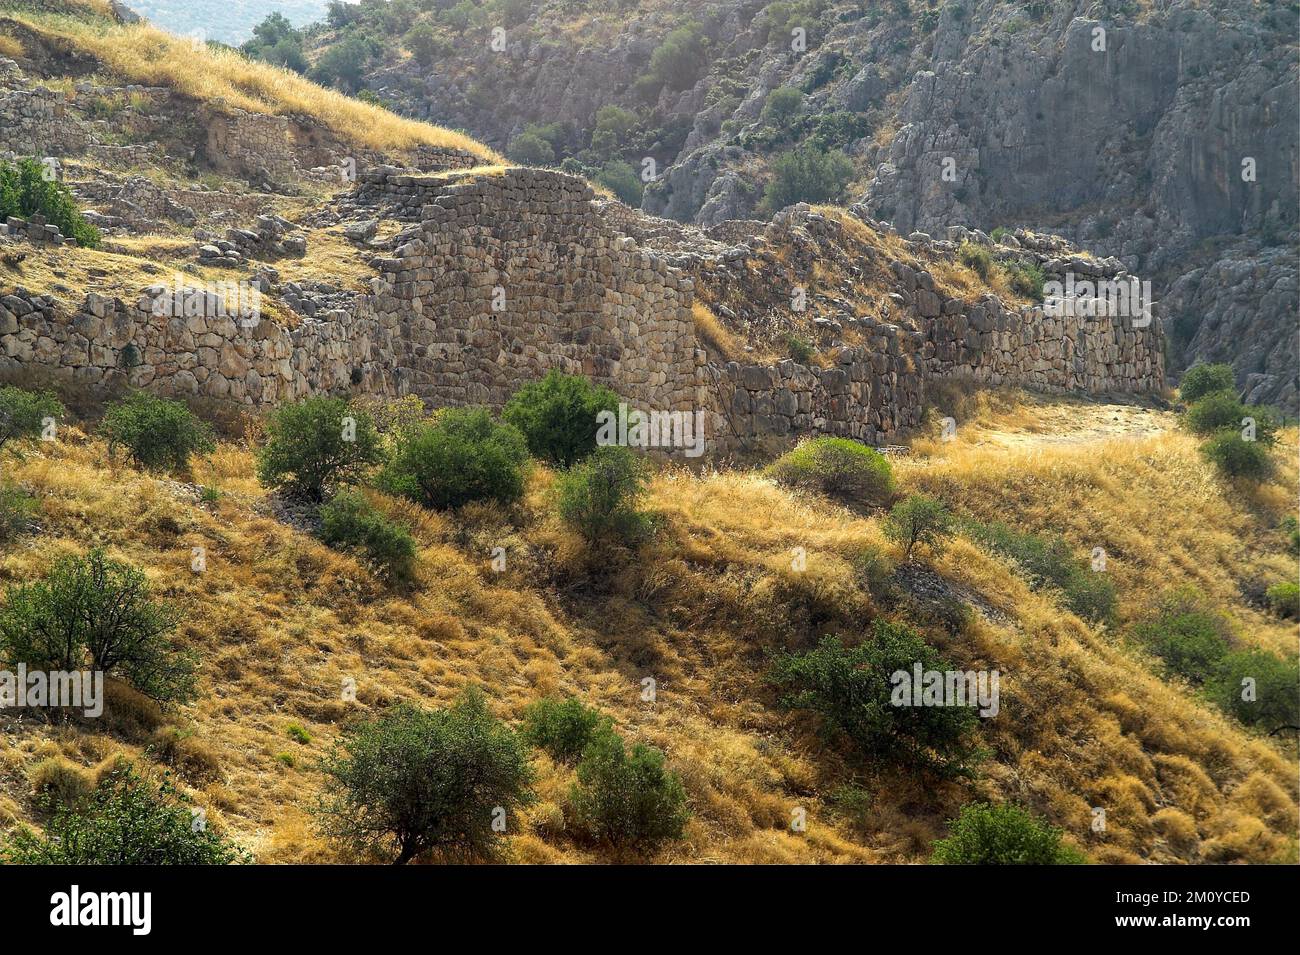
[0,168,1164,454]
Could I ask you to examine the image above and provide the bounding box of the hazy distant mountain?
[123,0,333,45]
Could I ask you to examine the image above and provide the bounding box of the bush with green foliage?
[320,489,417,581]
[257,397,382,501]
[379,407,529,510]
[556,445,653,545]
[761,144,854,212]
[786,333,815,362]
[1,763,248,864]
[508,131,556,166]
[1207,649,1300,730]
[768,437,895,506]
[0,385,64,450]
[0,548,197,705]
[930,802,1087,864]
[403,22,448,68]
[768,622,982,774]
[588,105,638,159]
[1183,391,1250,437]
[100,391,214,472]
[594,160,644,205]
[1130,587,1232,683]
[311,30,379,91]
[957,241,993,280]
[315,690,534,864]
[762,86,804,127]
[1265,581,1299,620]
[1281,516,1300,556]
[648,22,707,91]
[0,479,36,544]
[1004,260,1046,300]
[1179,363,1237,403]
[964,520,1115,623]
[521,695,612,764]
[569,729,689,852]
[1199,430,1274,481]
[502,370,621,467]
[240,13,307,73]
[883,494,954,561]
[0,157,100,248]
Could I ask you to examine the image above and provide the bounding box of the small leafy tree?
[0,385,64,450]
[378,407,529,510]
[594,161,644,205]
[0,548,197,705]
[768,622,982,774]
[507,131,555,166]
[522,695,612,764]
[2,763,248,864]
[0,157,100,248]
[257,397,382,501]
[502,370,621,467]
[1179,363,1237,403]
[320,489,417,582]
[556,445,653,545]
[884,494,954,561]
[931,803,1087,864]
[100,391,214,472]
[569,729,689,853]
[649,22,707,91]
[1183,391,1249,436]
[761,144,854,212]
[402,22,445,68]
[315,690,534,864]
[768,437,895,505]
[762,86,804,127]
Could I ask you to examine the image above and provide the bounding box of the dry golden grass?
[0,394,1293,864]
[4,12,501,161]
[0,31,23,58]
[691,301,746,362]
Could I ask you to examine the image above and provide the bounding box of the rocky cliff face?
[321,0,1296,410]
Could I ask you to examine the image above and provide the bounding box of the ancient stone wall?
[0,168,1166,455]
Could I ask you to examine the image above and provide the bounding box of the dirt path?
[961,394,1177,450]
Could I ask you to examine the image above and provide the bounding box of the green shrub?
[931,802,1087,864]
[569,729,689,852]
[957,241,992,280]
[761,144,855,212]
[1265,581,1299,620]
[1004,260,1046,300]
[0,385,64,449]
[1281,517,1300,556]
[768,437,895,506]
[310,30,378,92]
[1183,391,1276,442]
[0,157,101,248]
[0,548,197,705]
[1207,649,1300,730]
[379,407,529,510]
[1179,363,1237,403]
[964,520,1115,623]
[320,489,416,581]
[0,479,36,545]
[315,689,534,864]
[100,391,214,472]
[522,695,612,764]
[1130,587,1232,683]
[649,22,707,91]
[257,397,382,501]
[507,131,555,166]
[1200,431,1274,481]
[1,762,248,864]
[786,333,814,362]
[768,622,982,774]
[502,370,621,467]
[402,22,447,68]
[883,494,954,561]
[556,445,653,545]
[594,160,644,205]
[286,723,312,745]
[762,86,804,127]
